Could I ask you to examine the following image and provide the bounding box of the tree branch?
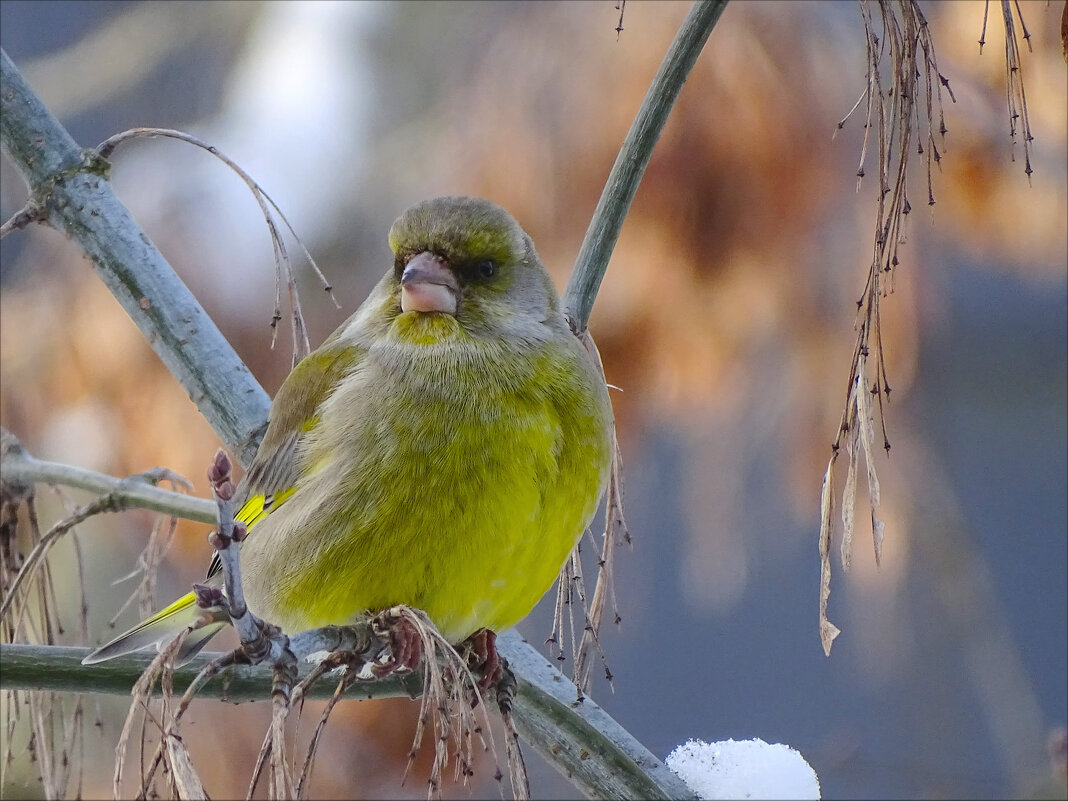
[0,637,696,800]
[563,0,728,332]
[0,642,420,702]
[1,429,217,525]
[497,633,696,799]
[0,48,270,467]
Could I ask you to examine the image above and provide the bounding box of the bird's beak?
[400,252,460,315]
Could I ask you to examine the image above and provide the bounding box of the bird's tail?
[81,591,227,666]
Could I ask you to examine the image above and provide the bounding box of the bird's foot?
[464,628,504,694]
[461,629,517,715]
[371,607,424,677]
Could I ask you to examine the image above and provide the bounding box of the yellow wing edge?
[81,489,294,666]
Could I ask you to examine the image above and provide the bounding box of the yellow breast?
[239,315,611,643]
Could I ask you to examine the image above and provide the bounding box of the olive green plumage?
[84,196,612,665]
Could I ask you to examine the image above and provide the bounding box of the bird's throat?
[391,310,466,346]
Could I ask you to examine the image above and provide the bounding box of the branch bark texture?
[0,48,269,467]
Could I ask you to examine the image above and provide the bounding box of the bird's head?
[387,197,560,341]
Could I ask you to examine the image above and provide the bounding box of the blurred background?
[1,1,1065,798]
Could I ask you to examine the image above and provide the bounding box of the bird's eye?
[476,259,497,279]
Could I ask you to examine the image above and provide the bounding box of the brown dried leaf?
[500,704,530,801]
[872,513,886,566]
[855,359,876,493]
[269,696,295,800]
[165,732,209,800]
[382,606,494,800]
[841,426,859,571]
[818,460,840,656]
[114,630,188,797]
[856,354,884,567]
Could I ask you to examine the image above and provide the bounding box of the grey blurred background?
[1,2,1065,798]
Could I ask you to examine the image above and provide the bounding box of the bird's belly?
[239,381,599,644]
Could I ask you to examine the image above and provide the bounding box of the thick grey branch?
[0,639,698,800]
[498,632,698,800]
[0,643,421,702]
[0,48,269,467]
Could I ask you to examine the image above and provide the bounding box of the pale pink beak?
[400,252,459,315]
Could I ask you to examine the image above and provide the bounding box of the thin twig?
[820,0,954,654]
[95,127,340,364]
[563,0,728,331]
[0,433,216,525]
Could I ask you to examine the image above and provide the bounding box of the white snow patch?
[666,737,820,800]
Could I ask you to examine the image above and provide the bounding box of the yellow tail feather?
[83,492,280,666]
[81,591,226,666]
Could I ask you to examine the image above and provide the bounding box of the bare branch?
[0,49,271,467]
[563,0,728,332]
[1,429,216,525]
[821,0,954,652]
[96,127,341,365]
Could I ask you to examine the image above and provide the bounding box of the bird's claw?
[371,609,424,677]
[466,628,503,693]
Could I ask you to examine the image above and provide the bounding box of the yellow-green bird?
[84,196,613,668]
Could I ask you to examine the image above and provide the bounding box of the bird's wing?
[81,341,365,666]
[205,341,363,579]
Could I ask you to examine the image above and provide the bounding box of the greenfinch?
[84,196,613,666]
